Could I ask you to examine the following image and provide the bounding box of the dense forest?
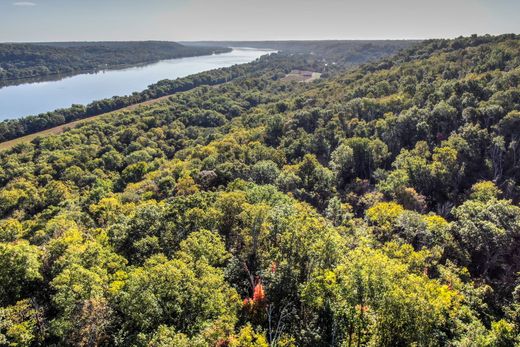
[0,41,230,83]
[0,41,412,144]
[183,40,416,67]
[0,34,519,346]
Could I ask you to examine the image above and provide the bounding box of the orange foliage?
[253,283,266,303]
[355,304,370,312]
[242,279,267,312]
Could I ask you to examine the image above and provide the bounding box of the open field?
[281,70,321,83]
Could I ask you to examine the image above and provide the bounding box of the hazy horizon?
[1,0,519,43]
[2,39,424,44]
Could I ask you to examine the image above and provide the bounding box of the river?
[0,48,274,120]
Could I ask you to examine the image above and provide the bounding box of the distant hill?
[0,41,230,84]
[183,39,418,65]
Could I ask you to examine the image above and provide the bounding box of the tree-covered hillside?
[183,40,416,67]
[0,34,519,346]
[0,41,230,84]
[0,40,414,143]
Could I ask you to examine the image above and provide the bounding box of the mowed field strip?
[0,94,174,151]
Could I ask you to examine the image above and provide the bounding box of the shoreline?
[0,48,232,89]
[0,93,175,150]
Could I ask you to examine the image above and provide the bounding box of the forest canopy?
[0,34,519,346]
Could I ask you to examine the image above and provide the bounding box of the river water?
[0,48,274,120]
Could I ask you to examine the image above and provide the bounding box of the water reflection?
[0,48,274,120]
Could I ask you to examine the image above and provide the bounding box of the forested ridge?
[0,41,230,83]
[183,40,416,66]
[0,34,519,346]
[0,40,410,144]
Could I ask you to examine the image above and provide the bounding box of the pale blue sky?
[1,0,519,42]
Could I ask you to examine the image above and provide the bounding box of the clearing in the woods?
[281,69,321,82]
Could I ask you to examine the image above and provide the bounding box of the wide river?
[0,48,274,121]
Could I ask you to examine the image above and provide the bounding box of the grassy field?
[0,94,173,151]
[281,70,321,83]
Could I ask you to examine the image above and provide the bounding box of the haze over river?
[0,48,274,120]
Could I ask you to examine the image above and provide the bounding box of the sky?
[0,0,519,42]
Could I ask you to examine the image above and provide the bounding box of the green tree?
[0,299,43,347]
[303,245,460,347]
[0,241,41,306]
[452,183,520,295]
[117,254,239,338]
